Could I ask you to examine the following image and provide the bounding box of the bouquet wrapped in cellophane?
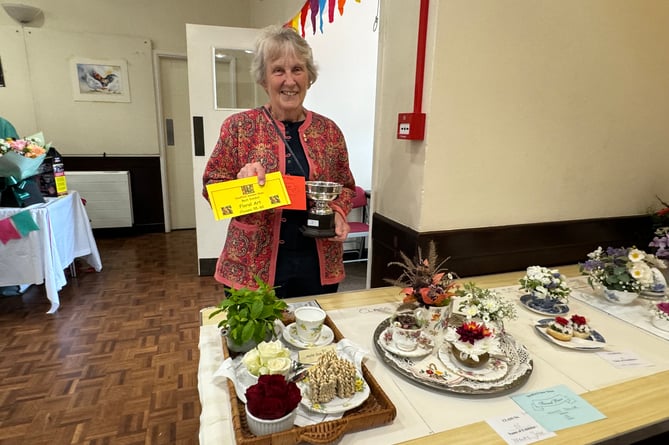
[0,132,49,181]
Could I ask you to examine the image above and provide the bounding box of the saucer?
[296,370,370,414]
[520,294,569,316]
[534,318,606,350]
[640,289,667,300]
[282,323,334,349]
[376,327,434,358]
[438,344,509,382]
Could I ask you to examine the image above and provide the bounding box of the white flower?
[265,357,292,375]
[242,340,291,377]
[628,249,646,263]
[256,339,289,359]
[629,262,653,286]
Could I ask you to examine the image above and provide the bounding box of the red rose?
[555,316,570,326]
[570,314,587,325]
[245,374,302,420]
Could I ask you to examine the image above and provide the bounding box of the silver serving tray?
[373,318,533,396]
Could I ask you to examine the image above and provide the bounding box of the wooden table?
[199,265,669,444]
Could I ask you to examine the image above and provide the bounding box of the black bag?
[0,175,45,207]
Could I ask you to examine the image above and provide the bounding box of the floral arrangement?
[455,282,517,323]
[0,137,47,158]
[518,266,571,304]
[0,133,49,180]
[242,340,292,377]
[649,196,669,259]
[651,302,669,322]
[245,374,301,420]
[579,246,662,293]
[444,320,496,362]
[385,241,459,307]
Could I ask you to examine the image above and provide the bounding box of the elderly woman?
[202,25,356,298]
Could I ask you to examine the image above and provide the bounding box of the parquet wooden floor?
[0,230,225,445]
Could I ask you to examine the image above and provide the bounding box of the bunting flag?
[0,210,39,244]
[285,0,362,36]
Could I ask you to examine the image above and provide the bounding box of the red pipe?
[413,0,429,114]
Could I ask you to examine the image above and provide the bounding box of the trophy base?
[301,214,336,238]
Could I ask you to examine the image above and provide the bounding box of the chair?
[344,186,370,263]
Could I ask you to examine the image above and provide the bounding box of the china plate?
[372,318,534,395]
[534,318,606,350]
[520,294,569,316]
[438,344,509,382]
[296,370,370,414]
[283,323,335,349]
[376,327,434,358]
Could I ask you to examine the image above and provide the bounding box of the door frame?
[152,50,187,233]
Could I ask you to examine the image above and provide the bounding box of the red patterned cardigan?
[202,107,356,290]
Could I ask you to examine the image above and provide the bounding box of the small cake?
[307,351,357,403]
[546,316,573,341]
[569,314,591,339]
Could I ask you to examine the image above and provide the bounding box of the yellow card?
[206,171,291,220]
[297,344,337,364]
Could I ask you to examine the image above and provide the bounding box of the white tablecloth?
[198,282,669,444]
[0,190,102,313]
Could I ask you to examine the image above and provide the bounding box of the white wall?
[1,0,377,188]
[375,0,669,232]
[250,0,378,190]
[301,1,378,190]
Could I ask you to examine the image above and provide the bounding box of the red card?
[280,175,307,210]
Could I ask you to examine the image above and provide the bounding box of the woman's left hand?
[329,212,350,242]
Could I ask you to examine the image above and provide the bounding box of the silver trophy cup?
[302,181,343,237]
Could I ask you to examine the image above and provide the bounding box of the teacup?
[391,310,427,352]
[294,306,326,343]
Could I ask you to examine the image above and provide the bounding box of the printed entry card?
[206,171,291,220]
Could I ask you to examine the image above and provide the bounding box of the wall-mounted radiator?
[66,171,134,229]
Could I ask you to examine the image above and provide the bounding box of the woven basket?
[224,315,397,444]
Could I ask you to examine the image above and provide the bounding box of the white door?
[186,25,262,275]
[160,56,195,230]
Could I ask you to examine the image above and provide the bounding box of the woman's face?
[263,50,309,121]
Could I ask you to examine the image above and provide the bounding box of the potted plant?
[444,320,496,368]
[579,246,662,304]
[455,282,517,331]
[209,276,288,352]
[385,241,459,331]
[648,196,669,287]
[518,266,571,309]
[650,302,669,332]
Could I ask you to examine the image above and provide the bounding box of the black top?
[280,121,314,251]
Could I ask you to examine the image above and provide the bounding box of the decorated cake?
[307,350,357,403]
[569,314,591,339]
[546,316,573,341]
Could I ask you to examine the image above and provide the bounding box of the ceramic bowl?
[602,288,639,305]
[245,405,297,436]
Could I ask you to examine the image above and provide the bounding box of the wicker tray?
[223,315,397,445]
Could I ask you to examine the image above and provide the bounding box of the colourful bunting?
[0,210,39,244]
[285,0,362,36]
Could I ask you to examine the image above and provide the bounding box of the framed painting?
[70,57,130,102]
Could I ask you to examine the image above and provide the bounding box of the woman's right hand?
[237,162,266,185]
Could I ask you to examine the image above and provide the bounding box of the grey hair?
[251,25,318,87]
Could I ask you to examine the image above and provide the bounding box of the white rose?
[242,348,262,375]
[256,340,289,360]
[266,357,292,376]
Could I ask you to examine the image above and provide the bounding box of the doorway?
[156,53,195,231]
